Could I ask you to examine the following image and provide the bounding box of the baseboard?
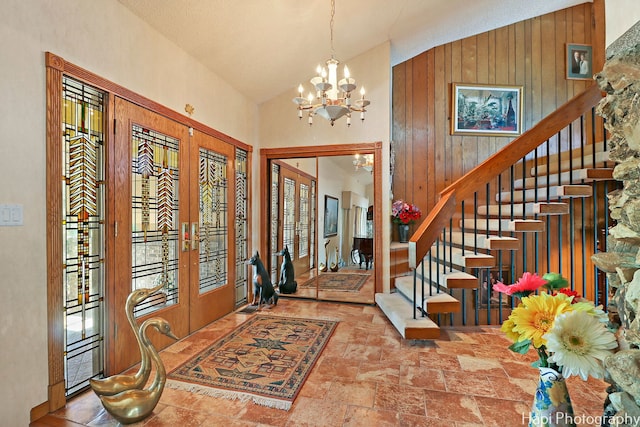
[30,400,49,423]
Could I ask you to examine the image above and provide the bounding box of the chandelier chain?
[330,0,335,57]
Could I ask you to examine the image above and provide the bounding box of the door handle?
[181,222,190,251]
[191,222,199,251]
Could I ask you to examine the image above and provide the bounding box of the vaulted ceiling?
[118,0,588,104]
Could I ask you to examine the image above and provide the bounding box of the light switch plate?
[0,204,23,226]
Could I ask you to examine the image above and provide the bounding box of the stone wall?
[593,35,640,426]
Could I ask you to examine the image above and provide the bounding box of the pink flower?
[392,200,421,225]
[492,272,547,297]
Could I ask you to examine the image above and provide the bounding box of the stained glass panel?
[198,148,228,293]
[62,77,105,396]
[131,125,180,316]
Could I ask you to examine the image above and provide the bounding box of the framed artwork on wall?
[323,195,338,237]
[566,43,593,80]
[451,83,523,137]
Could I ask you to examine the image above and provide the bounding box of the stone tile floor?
[33,298,609,426]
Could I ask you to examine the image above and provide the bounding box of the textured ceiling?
[118,0,587,104]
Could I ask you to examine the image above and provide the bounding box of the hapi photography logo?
[522,412,640,426]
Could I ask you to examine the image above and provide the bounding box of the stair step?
[460,218,545,233]
[428,245,495,268]
[398,263,478,289]
[531,150,611,176]
[476,202,569,217]
[375,293,441,340]
[447,231,520,250]
[394,278,462,312]
[496,185,593,203]
[513,168,613,189]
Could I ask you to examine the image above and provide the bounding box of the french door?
[279,166,313,275]
[109,98,236,374]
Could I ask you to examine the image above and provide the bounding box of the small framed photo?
[451,83,523,137]
[566,43,593,80]
[323,195,338,237]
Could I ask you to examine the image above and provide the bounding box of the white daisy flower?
[544,310,617,380]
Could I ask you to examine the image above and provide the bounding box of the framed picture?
[323,195,338,237]
[451,83,523,136]
[566,43,593,80]
[476,266,511,308]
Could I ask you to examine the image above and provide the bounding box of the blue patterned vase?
[529,367,576,427]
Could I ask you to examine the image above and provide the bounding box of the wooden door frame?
[259,143,383,295]
[44,52,252,417]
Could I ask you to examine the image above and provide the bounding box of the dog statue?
[246,251,278,308]
[275,246,297,294]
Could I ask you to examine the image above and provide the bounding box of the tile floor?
[33,298,609,426]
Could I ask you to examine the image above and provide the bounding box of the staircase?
[377,84,616,339]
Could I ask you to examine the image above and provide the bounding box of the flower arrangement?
[391,200,421,225]
[493,272,617,380]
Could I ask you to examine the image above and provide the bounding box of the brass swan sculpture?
[90,284,164,396]
[99,317,177,424]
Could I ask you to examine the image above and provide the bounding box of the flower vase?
[529,367,576,427]
[398,224,409,243]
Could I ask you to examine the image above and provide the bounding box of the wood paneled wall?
[392,3,600,227]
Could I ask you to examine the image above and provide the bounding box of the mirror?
[260,144,381,305]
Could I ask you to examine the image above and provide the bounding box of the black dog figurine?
[246,251,278,309]
[275,246,297,294]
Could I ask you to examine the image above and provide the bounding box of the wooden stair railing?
[377,83,614,338]
[408,84,605,270]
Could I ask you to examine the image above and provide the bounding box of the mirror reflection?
[268,154,375,304]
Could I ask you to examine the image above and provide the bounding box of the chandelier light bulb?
[344,65,350,79]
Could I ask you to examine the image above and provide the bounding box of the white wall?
[0,1,257,425]
[605,1,640,48]
[258,40,392,287]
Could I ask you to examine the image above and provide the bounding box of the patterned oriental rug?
[301,272,369,292]
[166,315,337,410]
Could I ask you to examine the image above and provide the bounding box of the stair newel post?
[496,174,503,324]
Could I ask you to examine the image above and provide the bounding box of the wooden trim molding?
[45,53,66,413]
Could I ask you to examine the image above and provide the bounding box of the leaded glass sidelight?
[131,125,180,316]
[62,77,105,396]
[198,148,228,293]
[234,149,248,306]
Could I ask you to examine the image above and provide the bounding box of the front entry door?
[109,98,234,374]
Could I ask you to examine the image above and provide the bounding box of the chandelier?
[353,153,373,172]
[292,0,370,126]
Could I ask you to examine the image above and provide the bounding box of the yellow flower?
[509,293,572,348]
[500,317,520,342]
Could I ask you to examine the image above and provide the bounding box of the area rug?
[166,315,337,410]
[301,272,370,292]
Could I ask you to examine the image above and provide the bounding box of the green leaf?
[509,339,531,354]
[542,272,568,291]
